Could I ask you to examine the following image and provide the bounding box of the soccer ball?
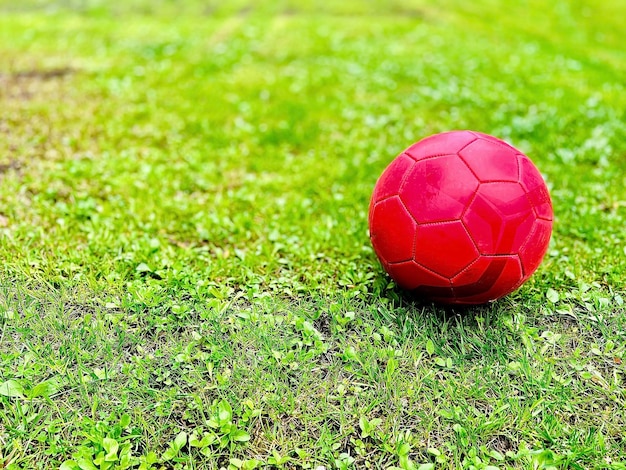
[369,130,553,305]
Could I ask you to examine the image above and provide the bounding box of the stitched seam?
[413,260,451,283]
[387,258,414,266]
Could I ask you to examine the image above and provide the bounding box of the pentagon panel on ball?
[369,130,553,305]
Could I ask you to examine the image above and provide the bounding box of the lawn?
[1,0,625,468]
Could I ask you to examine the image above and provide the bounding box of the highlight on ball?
[369,130,553,305]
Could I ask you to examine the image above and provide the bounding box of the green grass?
[1,0,625,468]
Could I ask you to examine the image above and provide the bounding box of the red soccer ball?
[369,130,553,305]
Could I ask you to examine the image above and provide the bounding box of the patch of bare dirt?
[0,66,76,101]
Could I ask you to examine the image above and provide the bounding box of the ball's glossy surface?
[369,130,553,304]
